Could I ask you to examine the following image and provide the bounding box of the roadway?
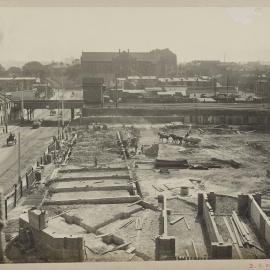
[0,90,79,195]
[0,106,72,195]
[0,125,57,194]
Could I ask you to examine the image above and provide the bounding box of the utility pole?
[61,78,64,128]
[21,88,24,121]
[115,77,118,108]
[213,77,217,98]
[45,82,48,100]
[3,92,8,133]
[18,132,21,182]
[226,73,229,103]
[57,88,60,139]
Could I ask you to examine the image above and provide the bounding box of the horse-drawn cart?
[7,133,16,146]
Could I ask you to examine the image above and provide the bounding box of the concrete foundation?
[155,235,176,260]
[244,194,270,249]
[238,194,249,216]
[211,242,232,259]
[19,210,85,262]
[44,195,141,205]
[155,195,176,260]
[198,193,232,259]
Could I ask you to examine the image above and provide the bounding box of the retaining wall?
[19,211,84,262]
[198,193,232,259]
[247,194,270,249]
[49,184,133,194]
[43,195,141,205]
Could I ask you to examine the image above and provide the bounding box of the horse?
[175,135,184,145]
[169,133,178,144]
[158,132,170,143]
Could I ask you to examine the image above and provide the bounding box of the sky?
[0,7,270,67]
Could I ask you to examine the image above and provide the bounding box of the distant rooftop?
[0,77,38,81]
[81,51,159,63]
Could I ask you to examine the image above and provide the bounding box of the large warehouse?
[81,49,177,85]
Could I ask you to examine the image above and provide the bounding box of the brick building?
[81,49,177,85]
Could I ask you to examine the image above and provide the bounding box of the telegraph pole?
[21,89,24,121]
[45,82,48,100]
[18,132,21,182]
[115,77,118,108]
[3,92,8,133]
[61,78,64,127]
[226,74,229,103]
[57,88,60,139]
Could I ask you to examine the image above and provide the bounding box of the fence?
[3,121,73,219]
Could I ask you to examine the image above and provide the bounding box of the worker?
[94,156,98,167]
[134,143,138,154]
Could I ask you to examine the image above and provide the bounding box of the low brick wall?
[19,211,84,262]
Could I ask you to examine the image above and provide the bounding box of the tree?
[7,66,22,77]
[0,64,6,76]
[64,64,81,80]
[22,61,48,79]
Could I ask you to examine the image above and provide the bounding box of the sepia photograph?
[0,1,270,269]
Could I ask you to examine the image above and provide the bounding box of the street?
[0,125,57,194]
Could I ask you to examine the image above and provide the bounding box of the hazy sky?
[0,7,270,67]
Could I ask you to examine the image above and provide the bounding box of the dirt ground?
[135,124,270,199]
[5,123,270,262]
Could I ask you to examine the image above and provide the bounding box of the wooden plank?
[240,220,250,235]
[249,243,264,253]
[233,243,244,259]
[230,217,243,248]
[192,240,198,259]
[119,219,134,229]
[85,244,99,255]
[152,185,160,192]
[163,184,171,190]
[101,242,131,255]
[129,253,136,261]
[95,232,112,238]
[127,200,142,207]
[135,217,139,230]
[158,186,164,192]
[126,247,136,254]
[223,216,237,244]
[170,216,184,225]
[232,212,247,245]
[184,217,191,230]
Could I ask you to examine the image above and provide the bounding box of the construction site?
[1,119,270,263]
